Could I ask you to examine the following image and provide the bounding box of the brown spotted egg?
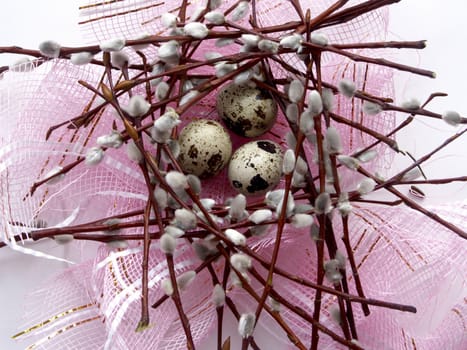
[228,140,283,196]
[216,83,278,137]
[178,120,232,178]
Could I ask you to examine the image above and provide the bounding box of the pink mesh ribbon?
[1,1,465,349]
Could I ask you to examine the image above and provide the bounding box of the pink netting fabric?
[1,1,465,349]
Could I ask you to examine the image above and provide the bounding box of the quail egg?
[228,140,283,196]
[216,83,278,137]
[178,120,232,178]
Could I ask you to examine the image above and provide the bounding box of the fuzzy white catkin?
[190,5,206,22]
[269,297,281,312]
[156,81,170,101]
[187,174,202,194]
[442,110,461,126]
[229,194,247,220]
[107,240,129,249]
[258,39,279,53]
[314,192,332,214]
[238,313,256,338]
[165,225,185,238]
[337,192,352,216]
[174,209,197,230]
[230,253,252,272]
[299,110,314,135]
[180,90,199,106]
[357,149,377,163]
[158,41,180,64]
[357,178,376,195]
[326,127,342,154]
[162,139,180,163]
[234,69,253,85]
[292,171,306,188]
[248,209,272,224]
[205,51,222,60]
[215,62,237,78]
[70,52,93,65]
[337,155,360,170]
[338,79,357,98]
[184,22,209,39]
[308,90,323,116]
[283,149,296,175]
[322,88,334,111]
[209,0,223,10]
[250,224,270,237]
[401,167,422,181]
[215,38,234,47]
[54,234,74,244]
[288,79,305,103]
[85,147,104,166]
[225,229,247,246]
[126,141,144,163]
[310,33,328,46]
[363,101,382,115]
[291,213,314,228]
[160,233,177,254]
[205,11,225,24]
[151,127,171,144]
[150,63,165,86]
[154,187,168,210]
[99,38,125,52]
[324,259,343,284]
[177,271,196,291]
[166,171,188,190]
[330,305,341,324]
[125,95,150,117]
[39,40,61,58]
[286,131,297,150]
[111,51,129,69]
[241,34,260,47]
[280,34,302,50]
[265,189,284,209]
[97,131,123,148]
[154,108,181,133]
[401,98,421,110]
[286,103,299,123]
[295,156,308,175]
[212,284,225,307]
[231,1,250,21]
[162,279,173,296]
[161,13,177,28]
[198,198,216,212]
[276,191,295,217]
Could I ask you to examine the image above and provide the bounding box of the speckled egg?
[216,83,278,137]
[228,140,283,196]
[178,120,232,178]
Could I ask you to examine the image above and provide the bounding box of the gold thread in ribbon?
[79,0,124,10]
[79,2,164,25]
[451,307,466,330]
[25,316,101,350]
[141,4,187,26]
[12,303,94,340]
[108,260,122,290]
[401,328,410,350]
[353,210,415,272]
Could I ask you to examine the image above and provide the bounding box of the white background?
[1,1,466,349]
